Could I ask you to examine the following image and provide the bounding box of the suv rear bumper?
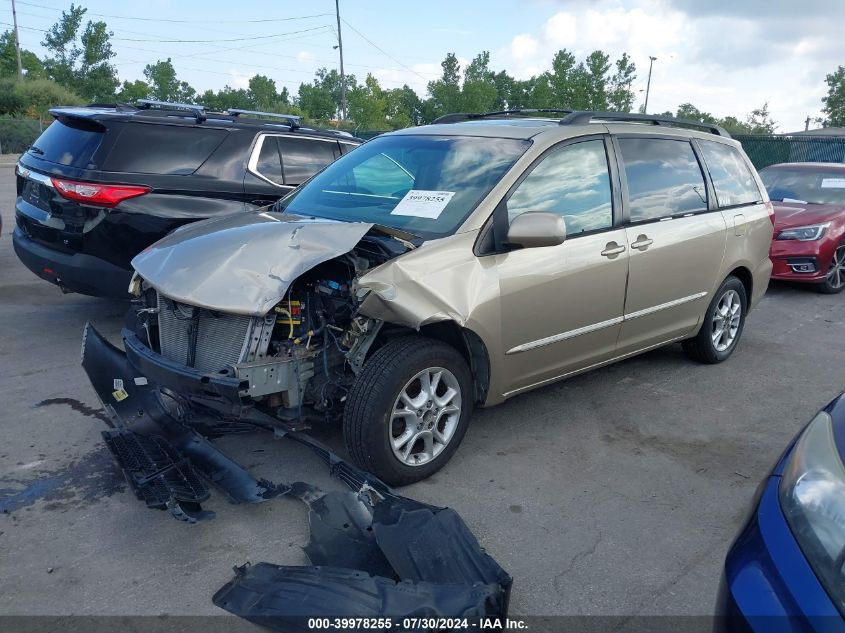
[13,226,132,297]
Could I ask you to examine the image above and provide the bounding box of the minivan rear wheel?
[682,276,747,364]
[343,336,473,486]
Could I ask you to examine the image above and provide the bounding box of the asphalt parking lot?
[1,159,843,618]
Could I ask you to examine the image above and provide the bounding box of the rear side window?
[278,137,337,185]
[618,137,708,222]
[254,137,285,185]
[29,118,104,168]
[698,140,762,207]
[103,123,227,175]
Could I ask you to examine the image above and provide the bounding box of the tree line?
[0,3,843,133]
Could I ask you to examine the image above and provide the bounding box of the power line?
[13,1,332,24]
[341,18,431,83]
[109,24,332,44]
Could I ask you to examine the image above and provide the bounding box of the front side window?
[507,139,613,235]
[618,137,708,223]
[277,137,337,185]
[699,140,762,207]
[278,134,530,239]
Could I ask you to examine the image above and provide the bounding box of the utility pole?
[643,55,657,114]
[335,0,347,122]
[11,0,23,80]
[805,115,811,131]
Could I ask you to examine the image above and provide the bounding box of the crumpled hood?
[132,210,373,316]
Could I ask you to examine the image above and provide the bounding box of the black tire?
[682,276,748,364]
[343,336,473,486]
[815,242,845,294]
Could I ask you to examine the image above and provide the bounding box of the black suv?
[13,100,360,297]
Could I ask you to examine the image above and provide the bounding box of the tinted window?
[254,137,284,185]
[760,167,845,205]
[29,118,104,168]
[699,141,761,207]
[278,137,337,185]
[507,139,613,235]
[619,138,707,222]
[104,123,227,175]
[279,134,530,239]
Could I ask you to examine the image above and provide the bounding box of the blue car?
[718,391,845,632]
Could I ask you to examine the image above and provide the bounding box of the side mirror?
[506,212,567,249]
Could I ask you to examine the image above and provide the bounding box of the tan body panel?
[357,123,774,407]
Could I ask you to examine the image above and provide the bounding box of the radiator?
[157,294,253,373]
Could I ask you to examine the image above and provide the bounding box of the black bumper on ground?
[13,226,132,298]
[123,328,249,416]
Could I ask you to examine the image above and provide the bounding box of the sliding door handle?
[631,235,653,251]
[601,242,626,258]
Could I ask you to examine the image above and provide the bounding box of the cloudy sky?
[6,0,842,131]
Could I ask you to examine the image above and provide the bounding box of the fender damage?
[80,322,512,622]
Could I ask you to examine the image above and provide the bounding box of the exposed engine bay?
[128,231,408,428]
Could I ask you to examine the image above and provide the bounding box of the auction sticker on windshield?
[821,178,845,189]
[391,190,455,219]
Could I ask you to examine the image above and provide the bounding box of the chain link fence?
[735,134,845,170]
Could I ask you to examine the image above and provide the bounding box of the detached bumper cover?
[81,322,512,623]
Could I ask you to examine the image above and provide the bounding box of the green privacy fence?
[735,134,845,170]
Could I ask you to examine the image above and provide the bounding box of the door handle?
[601,242,626,258]
[631,234,653,251]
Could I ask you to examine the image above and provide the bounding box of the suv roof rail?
[559,111,730,137]
[432,109,574,124]
[227,109,301,129]
[136,99,207,122]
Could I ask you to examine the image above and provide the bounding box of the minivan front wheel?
[682,276,748,364]
[343,336,473,486]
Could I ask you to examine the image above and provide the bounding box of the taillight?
[765,201,776,226]
[51,178,150,208]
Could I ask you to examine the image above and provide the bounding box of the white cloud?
[227,69,254,90]
[296,51,317,63]
[543,13,577,47]
[510,34,540,60]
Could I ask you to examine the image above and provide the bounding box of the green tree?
[745,102,777,134]
[822,66,845,127]
[583,50,611,109]
[461,51,498,113]
[143,58,196,103]
[0,31,44,78]
[348,73,388,129]
[116,79,150,102]
[385,84,421,127]
[297,82,336,120]
[248,74,291,111]
[41,4,118,100]
[675,103,717,123]
[426,53,462,119]
[608,53,637,112]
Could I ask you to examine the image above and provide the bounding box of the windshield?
[278,134,531,239]
[761,167,845,205]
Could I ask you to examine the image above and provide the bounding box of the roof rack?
[559,111,730,137]
[433,109,574,124]
[136,99,207,122]
[227,109,300,129]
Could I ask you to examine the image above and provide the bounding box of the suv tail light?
[765,201,776,226]
[51,178,150,208]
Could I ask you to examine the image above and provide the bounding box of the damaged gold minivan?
[102,111,774,485]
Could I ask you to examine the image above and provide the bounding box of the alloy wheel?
[711,289,742,352]
[826,245,845,290]
[389,366,462,467]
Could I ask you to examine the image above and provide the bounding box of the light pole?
[11,0,23,80]
[335,0,346,122]
[643,55,657,114]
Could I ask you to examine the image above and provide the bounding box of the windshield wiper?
[28,145,44,155]
[368,223,421,250]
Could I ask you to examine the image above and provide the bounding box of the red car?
[760,162,845,294]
